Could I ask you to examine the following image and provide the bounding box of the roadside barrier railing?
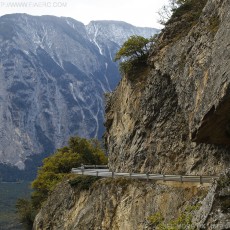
[71,166,219,184]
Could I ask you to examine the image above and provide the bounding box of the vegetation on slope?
[16,1,220,229]
[114,35,156,77]
[157,0,208,48]
[16,136,107,230]
[115,0,209,79]
[147,204,201,230]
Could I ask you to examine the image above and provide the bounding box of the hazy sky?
[0,0,169,28]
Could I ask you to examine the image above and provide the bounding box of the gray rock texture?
[104,0,230,175]
[0,14,157,168]
[33,178,210,230]
[193,169,230,229]
[33,171,230,230]
[33,0,230,229]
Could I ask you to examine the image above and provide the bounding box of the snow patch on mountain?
[0,14,158,169]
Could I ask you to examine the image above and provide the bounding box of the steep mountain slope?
[86,20,156,55]
[0,14,157,171]
[104,0,230,175]
[33,0,230,229]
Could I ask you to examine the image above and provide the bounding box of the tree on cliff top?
[114,35,155,75]
[114,35,150,62]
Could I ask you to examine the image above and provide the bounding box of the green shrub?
[148,204,201,230]
[16,136,107,227]
[16,198,37,230]
[31,136,107,208]
[115,35,156,76]
[119,55,149,79]
[147,212,164,226]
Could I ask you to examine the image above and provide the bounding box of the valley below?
[0,181,31,229]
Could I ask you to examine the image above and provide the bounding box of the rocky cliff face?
[0,14,157,169]
[105,0,230,175]
[33,178,208,230]
[33,0,230,229]
[33,171,230,230]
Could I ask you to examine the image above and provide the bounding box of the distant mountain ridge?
[0,13,158,172]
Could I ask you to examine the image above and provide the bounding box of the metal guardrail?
[80,164,109,169]
[71,166,219,184]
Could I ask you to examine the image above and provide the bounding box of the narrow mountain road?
[71,165,219,184]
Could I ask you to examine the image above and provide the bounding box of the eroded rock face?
[33,172,230,230]
[33,1,230,229]
[33,178,209,230]
[104,0,230,175]
[193,169,230,229]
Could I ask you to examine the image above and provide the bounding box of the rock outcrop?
[104,0,230,175]
[33,178,209,230]
[33,0,230,229]
[33,171,230,230]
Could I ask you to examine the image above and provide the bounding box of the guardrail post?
[180,175,183,183]
[163,174,165,182]
[81,164,84,175]
[129,172,132,179]
[200,176,203,184]
[146,173,149,181]
[96,171,98,177]
[112,171,114,178]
